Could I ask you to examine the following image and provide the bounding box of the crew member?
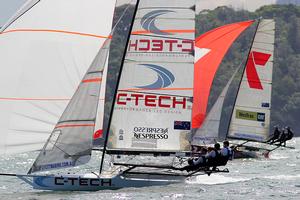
[279,128,287,146]
[178,148,208,172]
[220,140,233,162]
[285,126,294,141]
[269,126,281,144]
[178,143,221,172]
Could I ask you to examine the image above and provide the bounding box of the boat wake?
[262,174,300,181]
[268,154,289,160]
[187,174,251,185]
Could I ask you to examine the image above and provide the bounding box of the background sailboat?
[192,19,281,158]
[227,19,275,143]
[191,20,255,146]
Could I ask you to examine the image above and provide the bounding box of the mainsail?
[192,20,255,129]
[107,0,195,154]
[0,0,116,155]
[227,19,275,142]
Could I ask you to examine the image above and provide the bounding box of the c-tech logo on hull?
[135,64,175,89]
[141,10,175,35]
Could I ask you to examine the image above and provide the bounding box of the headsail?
[192,20,255,129]
[0,0,116,155]
[227,19,275,142]
[107,0,195,154]
[29,41,111,173]
[192,67,240,145]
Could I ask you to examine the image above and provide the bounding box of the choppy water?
[0,138,299,200]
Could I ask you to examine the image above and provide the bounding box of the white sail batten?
[107,0,195,154]
[227,19,275,142]
[0,0,116,155]
[192,67,240,145]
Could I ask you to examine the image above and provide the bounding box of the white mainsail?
[227,19,275,142]
[0,0,116,155]
[107,0,195,153]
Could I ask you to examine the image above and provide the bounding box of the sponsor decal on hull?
[54,177,112,187]
[38,161,74,171]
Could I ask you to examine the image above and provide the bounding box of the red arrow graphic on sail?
[246,51,271,90]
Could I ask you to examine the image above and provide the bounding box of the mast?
[99,0,140,174]
[225,18,261,139]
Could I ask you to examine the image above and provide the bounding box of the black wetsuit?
[279,132,287,146]
[286,129,294,140]
[270,128,281,143]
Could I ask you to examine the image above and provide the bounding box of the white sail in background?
[0,0,116,155]
[192,67,240,145]
[227,19,275,142]
[108,0,195,153]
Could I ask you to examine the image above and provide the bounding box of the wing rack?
[113,162,229,177]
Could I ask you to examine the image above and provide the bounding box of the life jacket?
[225,147,233,160]
[207,149,221,166]
[217,147,232,166]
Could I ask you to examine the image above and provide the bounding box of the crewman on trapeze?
[268,126,294,146]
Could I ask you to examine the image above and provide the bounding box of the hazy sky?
[0,0,295,27]
[198,0,276,12]
[0,0,136,27]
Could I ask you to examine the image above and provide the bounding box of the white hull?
[18,172,185,191]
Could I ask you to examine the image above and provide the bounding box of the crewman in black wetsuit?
[279,128,287,146]
[285,126,294,141]
[269,126,281,144]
